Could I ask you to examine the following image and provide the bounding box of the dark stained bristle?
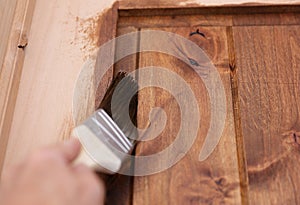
[98,72,126,116]
[98,72,138,140]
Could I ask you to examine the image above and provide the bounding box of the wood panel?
[1,1,300,205]
[233,13,300,26]
[233,25,300,204]
[119,0,300,9]
[118,14,233,28]
[104,26,138,205]
[0,0,36,175]
[133,27,242,204]
[0,0,18,71]
[2,0,118,172]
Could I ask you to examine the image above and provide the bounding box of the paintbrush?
[72,72,138,174]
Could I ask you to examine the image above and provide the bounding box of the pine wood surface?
[233,25,300,205]
[0,0,18,177]
[0,0,18,71]
[116,7,300,205]
[0,0,36,174]
[0,1,300,205]
[103,26,138,205]
[1,0,118,172]
[133,27,242,204]
[119,0,300,9]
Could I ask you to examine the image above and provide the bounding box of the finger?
[41,138,82,163]
[1,163,23,185]
[60,138,82,162]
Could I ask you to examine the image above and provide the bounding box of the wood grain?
[0,0,36,175]
[233,25,300,204]
[94,2,119,110]
[1,1,300,204]
[133,27,242,204]
[227,26,250,205]
[119,6,300,19]
[0,0,18,72]
[233,12,300,26]
[118,14,233,28]
[119,0,300,9]
[1,0,118,171]
[103,26,139,205]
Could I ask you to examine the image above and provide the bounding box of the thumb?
[55,138,82,163]
[43,138,81,163]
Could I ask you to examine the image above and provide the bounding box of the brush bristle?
[98,72,138,141]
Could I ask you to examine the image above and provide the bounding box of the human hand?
[0,138,105,205]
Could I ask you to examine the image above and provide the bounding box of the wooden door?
[105,6,300,205]
[1,2,299,205]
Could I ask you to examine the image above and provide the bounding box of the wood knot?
[17,33,28,50]
[18,43,28,49]
[229,63,236,72]
[293,132,300,144]
[282,130,300,148]
[215,177,226,186]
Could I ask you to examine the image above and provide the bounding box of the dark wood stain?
[233,23,300,204]
[189,29,206,38]
[94,4,300,205]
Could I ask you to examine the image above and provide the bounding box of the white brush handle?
[73,145,113,174]
[72,126,122,174]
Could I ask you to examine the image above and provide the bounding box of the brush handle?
[73,146,114,174]
[71,125,123,174]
